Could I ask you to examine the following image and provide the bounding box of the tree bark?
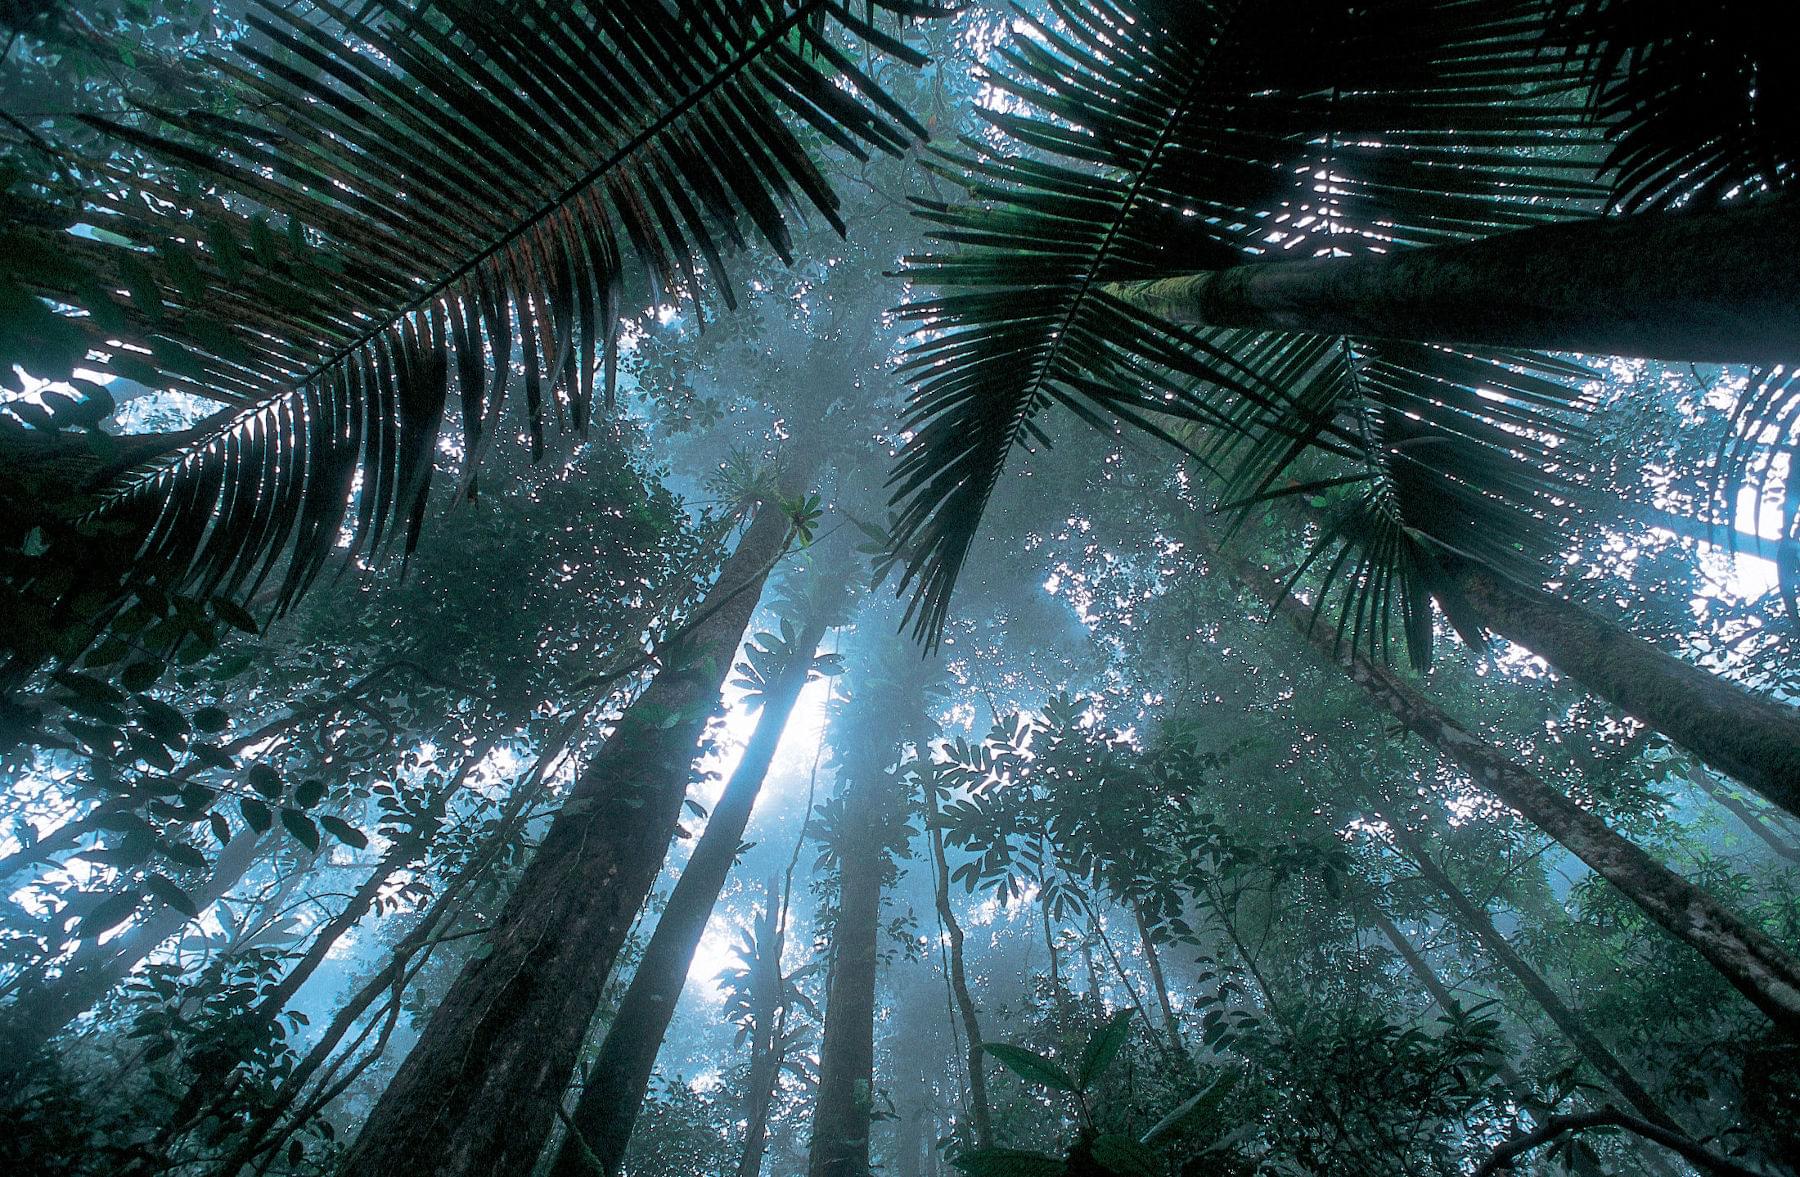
[808,775,890,1177]
[1443,559,1800,819]
[1109,200,1800,364]
[1199,535,1800,1032]
[1379,819,1686,1137]
[548,613,829,1177]
[338,503,792,1177]
[928,794,993,1150]
[0,824,265,1084]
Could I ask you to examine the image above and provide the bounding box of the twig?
[1472,1107,1775,1177]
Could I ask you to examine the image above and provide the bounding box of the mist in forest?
[2,3,1798,1176]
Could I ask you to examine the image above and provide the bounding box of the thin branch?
[1472,1107,1773,1177]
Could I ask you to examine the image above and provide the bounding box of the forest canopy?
[1,2,1797,1176]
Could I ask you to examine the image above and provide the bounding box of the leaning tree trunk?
[928,789,993,1150]
[0,823,266,1085]
[548,614,829,1177]
[1371,911,1616,1177]
[808,774,890,1177]
[1379,817,1687,1138]
[1197,533,1800,1031]
[165,723,508,1138]
[207,704,582,1177]
[1109,199,1800,364]
[1440,558,1800,820]
[339,503,792,1177]
[1693,769,1800,865]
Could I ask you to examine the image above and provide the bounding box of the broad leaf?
[983,1042,1079,1092]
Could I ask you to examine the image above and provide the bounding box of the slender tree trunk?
[1203,536,1800,1031]
[1440,559,1800,818]
[928,796,992,1149]
[1694,770,1800,864]
[1109,199,1800,364]
[1133,906,1187,1060]
[737,881,788,1177]
[1372,912,1616,1177]
[166,725,507,1136]
[1082,934,1102,1003]
[1373,911,1472,1020]
[548,614,829,1177]
[204,705,580,1177]
[0,825,265,1083]
[339,504,792,1177]
[808,775,890,1177]
[1379,818,1686,1137]
[1092,911,1159,1044]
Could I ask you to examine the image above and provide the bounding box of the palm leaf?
[12,0,940,614]
[1553,0,1799,211]
[889,0,1609,659]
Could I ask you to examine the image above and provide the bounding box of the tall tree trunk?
[808,775,890,1177]
[1200,535,1800,1032]
[1378,817,1686,1137]
[0,824,265,1084]
[927,793,993,1149]
[1133,905,1187,1060]
[1441,559,1800,819]
[737,881,789,1177]
[339,503,792,1177]
[548,614,829,1177]
[1109,200,1800,364]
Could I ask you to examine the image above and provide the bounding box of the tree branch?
[1472,1107,1774,1177]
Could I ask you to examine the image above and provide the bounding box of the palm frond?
[15,0,939,613]
[1199,336,1593,667]
[889,0,1607,656]
[1554,0,1799,211]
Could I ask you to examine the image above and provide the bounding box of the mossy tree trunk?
[808,775,890,1177]
[1443,560,1800,820]
[338,504,792,1177]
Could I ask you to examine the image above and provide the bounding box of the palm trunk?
[548,614,829,1177]
[1133,906,1187,1060]
[339,503,792,1177]
[1200,535,1800,1031]
[1442,559,1800,819]
[928,795,993,1149]
[737,881,788,1177]
[0,824,265,1084]
[1379,817,1686,1137]
[808,775,890,1177]
[1109,200,1800,364]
